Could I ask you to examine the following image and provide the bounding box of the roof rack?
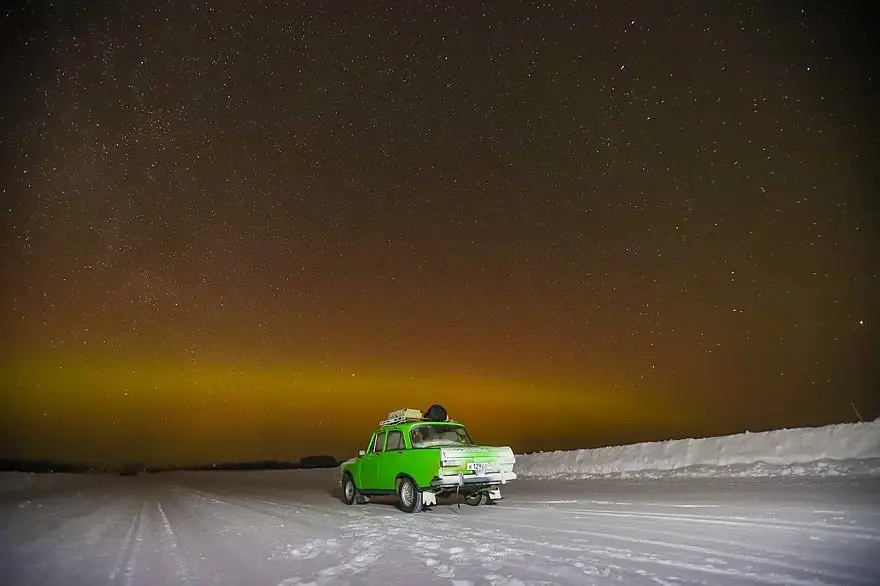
[378,407,456,427]
[378,408,425,427]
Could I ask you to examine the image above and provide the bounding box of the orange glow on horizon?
[1,351,698,467]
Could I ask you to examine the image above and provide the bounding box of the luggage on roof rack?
[379,408,423,427]
[423,404,448,422]
[378,405,453,427]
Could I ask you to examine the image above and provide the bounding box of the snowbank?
[516,419,880,479]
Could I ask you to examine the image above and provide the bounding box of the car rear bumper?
[429,471,517,489]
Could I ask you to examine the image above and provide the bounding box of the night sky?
[2,1,877,467]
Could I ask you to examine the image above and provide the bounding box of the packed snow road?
[1,469,878,586]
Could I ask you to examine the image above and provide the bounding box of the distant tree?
[298,455,338,469]
[119,462,143,476]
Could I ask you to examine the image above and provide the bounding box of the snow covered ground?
[2,420,879,586]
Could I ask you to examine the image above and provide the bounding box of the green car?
[338,406,517,513]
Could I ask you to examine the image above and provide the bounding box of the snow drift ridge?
[516,418,880,479]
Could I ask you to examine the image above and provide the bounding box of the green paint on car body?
[338,407,518,512]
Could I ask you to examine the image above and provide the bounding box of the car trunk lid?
[439,445,515,474]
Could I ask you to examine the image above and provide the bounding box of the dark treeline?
[0,458,96,473]
[0,456,340,474]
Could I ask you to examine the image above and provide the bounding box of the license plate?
[467,462,493,472]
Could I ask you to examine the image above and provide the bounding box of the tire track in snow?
[181,486,370,584]
[497,503,876,580]
[340,513,622,584]
[595,547,862,586]
[273,518,388,585]
[185,488,346,530]
[506,504,880,541]
[156,501,193,584]
[493,525,875,586]
[244,495,347,520]
[9,491,129,556]
[161,486,282,585]
[549,511,874,582]
[109,498,146,586]
[3,492,114,543]
[470,516,876,586]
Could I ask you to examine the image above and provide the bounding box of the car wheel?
[342,474,357,505]
[396,476,424,513]
[465,492,488,506]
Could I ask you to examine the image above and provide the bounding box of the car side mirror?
[358,450,366,456]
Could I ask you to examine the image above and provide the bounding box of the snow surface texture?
[516,418,880,479]
[1,420,879,585]
[1,471,878,586]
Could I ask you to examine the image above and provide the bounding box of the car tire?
[465,492,488,506]
[396,476,424,513]
[342,474,358,505]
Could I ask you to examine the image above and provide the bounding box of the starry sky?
[2,1,877,467]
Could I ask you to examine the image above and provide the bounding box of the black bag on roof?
[423,404,448,422]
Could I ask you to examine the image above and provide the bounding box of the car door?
[360,431,385,490]
[378,430,405,490]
